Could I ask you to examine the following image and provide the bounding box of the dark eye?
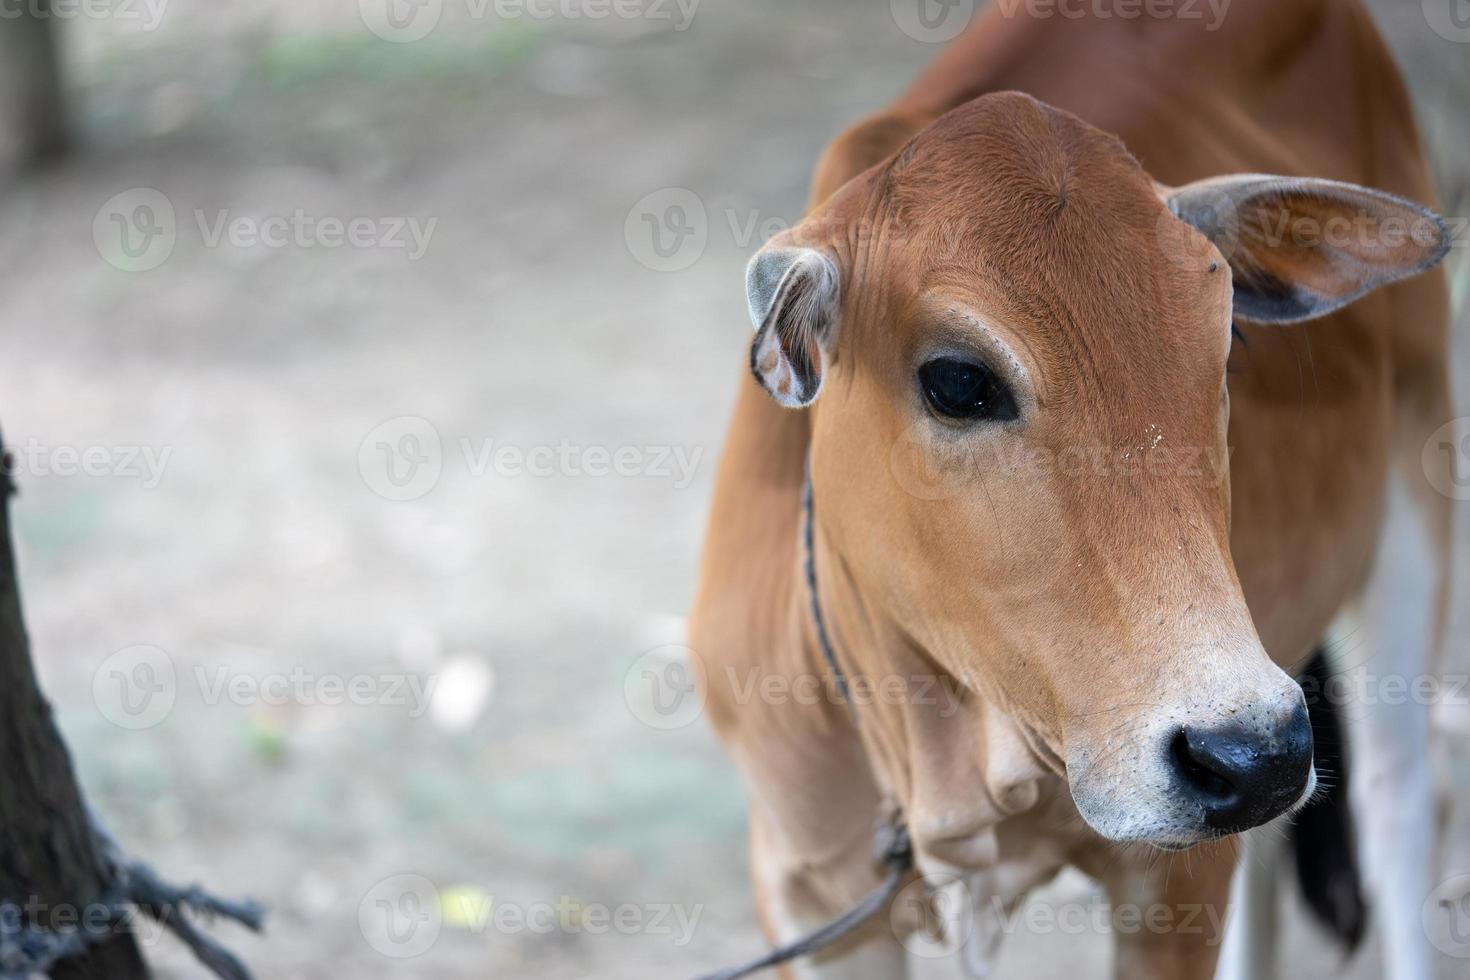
[918,357,1019,422]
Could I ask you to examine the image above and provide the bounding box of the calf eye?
[919,357,1019,422]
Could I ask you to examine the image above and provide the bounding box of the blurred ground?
[1,0,1467,977]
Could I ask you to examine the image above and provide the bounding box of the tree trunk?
[0,439,148,979]
[0,3,66,175]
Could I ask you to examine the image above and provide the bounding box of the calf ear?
[1166,175,1451,324]
[746,246,840,407]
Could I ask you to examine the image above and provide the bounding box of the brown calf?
[691,1,1454,977]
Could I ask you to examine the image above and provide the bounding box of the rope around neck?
[692,471,913,980]
[693,823,913,980]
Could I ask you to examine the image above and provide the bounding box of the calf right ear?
[1166,175,1451,324]
[746,246,840,408]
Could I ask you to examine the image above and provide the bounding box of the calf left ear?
[746,246,840,407]
[1166,175,1452,324]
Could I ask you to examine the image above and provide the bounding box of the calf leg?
[1086,840,1237,980]
[749,806,909,979]
[1333,456,1451,980]
[1214,829,1281,980]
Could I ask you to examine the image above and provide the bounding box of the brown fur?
[691,1,1451,976]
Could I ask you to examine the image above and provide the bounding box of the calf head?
[746,92,1449,849]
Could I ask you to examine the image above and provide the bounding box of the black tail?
[1289,648,1367,950]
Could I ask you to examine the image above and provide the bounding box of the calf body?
[690,1,1452,976]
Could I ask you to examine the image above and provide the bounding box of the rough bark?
[0,437,149,978]
[0,3,67,175]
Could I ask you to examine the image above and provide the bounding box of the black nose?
[1169,704,1314,833]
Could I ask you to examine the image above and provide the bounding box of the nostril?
[1168,714,1315,833]
[1170,729,1237,802]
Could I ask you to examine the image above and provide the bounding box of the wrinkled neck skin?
[803,508,1094,889]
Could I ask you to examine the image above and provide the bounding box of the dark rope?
[0,812,265,980]
[0,904,89,978]
[692,822,913,980]
[117,857,266,980]
[802,469,853,711]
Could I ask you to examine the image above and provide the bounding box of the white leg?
[1215,829,1279,980]
[1333,470,1444,980]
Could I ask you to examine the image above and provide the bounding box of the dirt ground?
[2,1,1468,977]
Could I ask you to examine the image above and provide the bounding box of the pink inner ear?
[748,248,839,406]
[801,334,824,375]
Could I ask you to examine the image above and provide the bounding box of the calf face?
[746,93,1448,847]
